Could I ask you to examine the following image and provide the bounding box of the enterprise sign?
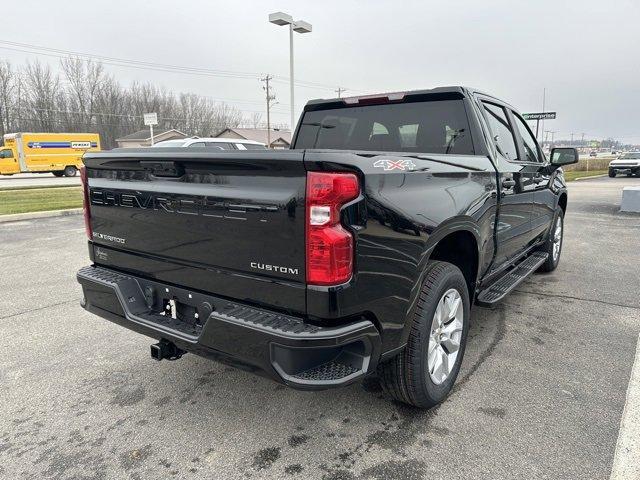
[522,112,557,120]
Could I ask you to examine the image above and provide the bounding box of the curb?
[0,208,83,224]
[573,174,608,181]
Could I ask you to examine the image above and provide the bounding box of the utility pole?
[335,87,346,98]
[570,132,575,144]
[581,133,585,144]
[261,75,276,149]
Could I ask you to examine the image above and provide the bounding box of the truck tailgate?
[83,149,306,313]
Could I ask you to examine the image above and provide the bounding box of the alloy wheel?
[427,288,464,385]
[553,216,563,262]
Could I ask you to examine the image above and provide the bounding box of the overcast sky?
[2,0,639,143]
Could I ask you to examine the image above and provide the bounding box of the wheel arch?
[558,191,568,215]
[425,226,481,301]
[396,220,481,347]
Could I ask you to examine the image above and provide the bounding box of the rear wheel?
[63,166,77,177]
[377,261,470,408]
[608,169,616,177]
[538,208,564,272]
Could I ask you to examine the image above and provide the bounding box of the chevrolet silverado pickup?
[77,86,578,408]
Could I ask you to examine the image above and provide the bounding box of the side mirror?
[550,147,579,167]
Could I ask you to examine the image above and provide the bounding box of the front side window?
[294,98,474,155]
[482,102,517,161]
[512,113,542,163]
[0,149,13,158]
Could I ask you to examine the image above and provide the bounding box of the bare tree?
[249,112,262,129]
[61,57,105,130]
[23,60,61,132]
[0,61,17,137]
[0,57,250,148]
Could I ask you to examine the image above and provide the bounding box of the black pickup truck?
[77,86,578,408]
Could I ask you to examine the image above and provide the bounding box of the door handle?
[502,178,516,189]
[534,176,547,184]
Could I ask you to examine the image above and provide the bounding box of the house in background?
[215,128,291,149]
[115,128,187,148]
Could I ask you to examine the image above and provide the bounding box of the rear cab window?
[294,97,475,155]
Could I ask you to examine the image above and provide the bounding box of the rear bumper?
[77,265,381,389]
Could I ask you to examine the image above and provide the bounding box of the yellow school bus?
[0,132,101,176]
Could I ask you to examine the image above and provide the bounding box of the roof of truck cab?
[305,86,469,108]
[303,86,516,112]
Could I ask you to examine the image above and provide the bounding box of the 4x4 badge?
[373,159,417,171]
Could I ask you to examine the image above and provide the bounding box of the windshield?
[152,140,187,148]
[621,152,640,159]
[294,98,474,155]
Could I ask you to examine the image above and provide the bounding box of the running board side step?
[475,252,548,307]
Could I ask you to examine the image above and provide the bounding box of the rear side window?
[482,102,518,161]
[295,99,474,155]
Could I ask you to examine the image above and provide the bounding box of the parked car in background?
[609,152,640,177]
[589,150,598,157]
[152,137,267,150]
[0,132,101,177]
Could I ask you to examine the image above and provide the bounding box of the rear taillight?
[80,166,92,240]
[306,172,359,285]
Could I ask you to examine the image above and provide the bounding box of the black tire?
[63,166,77,177]
[377,261,470,408]
[52,171,64,177]
[609,169,616,178]
[538,207,564,272]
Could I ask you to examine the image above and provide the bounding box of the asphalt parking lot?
[1,176,639,480]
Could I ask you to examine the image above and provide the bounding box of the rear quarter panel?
[304,150,498,352]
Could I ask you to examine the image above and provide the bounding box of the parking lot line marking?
[611,333,640,479]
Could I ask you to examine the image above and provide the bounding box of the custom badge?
[373,159,417,171]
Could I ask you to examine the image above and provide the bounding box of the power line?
[0,39,351,92]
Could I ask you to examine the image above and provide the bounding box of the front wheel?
[609,169,616,178]
[52,171,64,177]
[63,166,77,177]
[377,261,470,408]
[538,208,564,272]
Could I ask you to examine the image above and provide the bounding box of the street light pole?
[269,12,312,133]
[289,23,294,132]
